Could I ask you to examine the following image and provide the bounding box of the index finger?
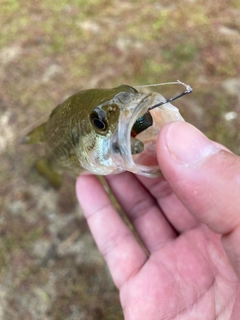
[76,174,147,289]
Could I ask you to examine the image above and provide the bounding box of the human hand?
[76,122,240,320]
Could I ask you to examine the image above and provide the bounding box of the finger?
[106,172,176,252]
[135,139,232,233]
[158,121,240,277]
[136,175,200,233]
[76,175,147,289]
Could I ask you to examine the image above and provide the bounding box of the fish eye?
[131,112,153,136]
[90,111,108,132]
[93,118,106,130]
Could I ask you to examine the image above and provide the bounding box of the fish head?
[73,85,184,177]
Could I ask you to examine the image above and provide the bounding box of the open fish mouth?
[117,92,184,177]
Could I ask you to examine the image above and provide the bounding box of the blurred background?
[0,0,240,319]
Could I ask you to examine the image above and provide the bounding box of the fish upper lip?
[133,92,160,113]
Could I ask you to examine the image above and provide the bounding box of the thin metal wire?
[148,80,192,111]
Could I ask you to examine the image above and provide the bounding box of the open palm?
[76,122,240,319]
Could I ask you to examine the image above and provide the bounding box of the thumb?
[157,121,240,278]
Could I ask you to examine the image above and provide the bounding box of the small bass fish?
[23,82,191,187]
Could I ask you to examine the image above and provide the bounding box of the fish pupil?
[93,118,106,130]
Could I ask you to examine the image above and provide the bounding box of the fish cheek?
[71,119,92,148]
[71,126,79,147]
[71,123,97,155]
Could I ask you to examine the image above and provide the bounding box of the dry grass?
[0,0,240,319]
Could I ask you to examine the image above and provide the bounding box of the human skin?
[76,122,240,320]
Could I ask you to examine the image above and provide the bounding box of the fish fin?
[21,123,46,144]
[35,158,62,188]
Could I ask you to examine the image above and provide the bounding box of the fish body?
[24,84,184,187]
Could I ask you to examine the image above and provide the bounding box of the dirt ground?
[1,0,240,319]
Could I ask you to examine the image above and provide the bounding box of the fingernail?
[165,122,220,166]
